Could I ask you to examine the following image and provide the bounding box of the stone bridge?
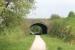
[24,19,50,34]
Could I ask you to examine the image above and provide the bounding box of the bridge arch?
[30,23,48,35]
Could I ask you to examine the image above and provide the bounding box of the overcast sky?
[27,0,75,19]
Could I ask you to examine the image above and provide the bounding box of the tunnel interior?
[30,23,48,35]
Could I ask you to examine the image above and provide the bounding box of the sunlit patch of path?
[30,35,46,50]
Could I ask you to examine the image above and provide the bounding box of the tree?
[50,14,61,20]
[0,0,34,27]
[68,11,75,17]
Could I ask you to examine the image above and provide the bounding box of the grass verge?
[42,35,75,50]
[0,35,34,50]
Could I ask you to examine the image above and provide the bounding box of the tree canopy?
[0,0,34,27]
[50,14,61,20]
[68,11,75,17]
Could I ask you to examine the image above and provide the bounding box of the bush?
[49,19,64,37]
[49,18,74,42]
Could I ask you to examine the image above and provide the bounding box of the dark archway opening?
[30,23,47,35]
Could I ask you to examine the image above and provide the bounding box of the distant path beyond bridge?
[30,35,46,50]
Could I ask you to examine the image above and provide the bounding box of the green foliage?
[30,25,42,34]
[49,15,74,42]
[50,14,61,20]
[5,0,34,25]
[11,0,34,16]
[42,35,75,50]
[0,0,5,14]
[0,0,35,49]
[0,32,34,50]
[57,47,62,50]
[0,0,34,32]
[68,11,75,17]
[49,18,64,37]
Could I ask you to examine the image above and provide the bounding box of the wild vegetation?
[0,0,75,50]
[42,35,75,50]
[0,0,35,50]
[41,12,75,50]
[48,11,75,44]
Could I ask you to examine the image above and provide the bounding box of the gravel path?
[30,35,46,50]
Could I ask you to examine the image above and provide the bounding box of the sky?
[27,0,75,19]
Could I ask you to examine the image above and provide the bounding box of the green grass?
[0,35,34,50]
[0,27,34,50]
[24,35,35,50]
[42,35,75,50]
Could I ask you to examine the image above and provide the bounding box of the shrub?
[49,18,74,42]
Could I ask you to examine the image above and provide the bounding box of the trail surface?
[30,35,46,50]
